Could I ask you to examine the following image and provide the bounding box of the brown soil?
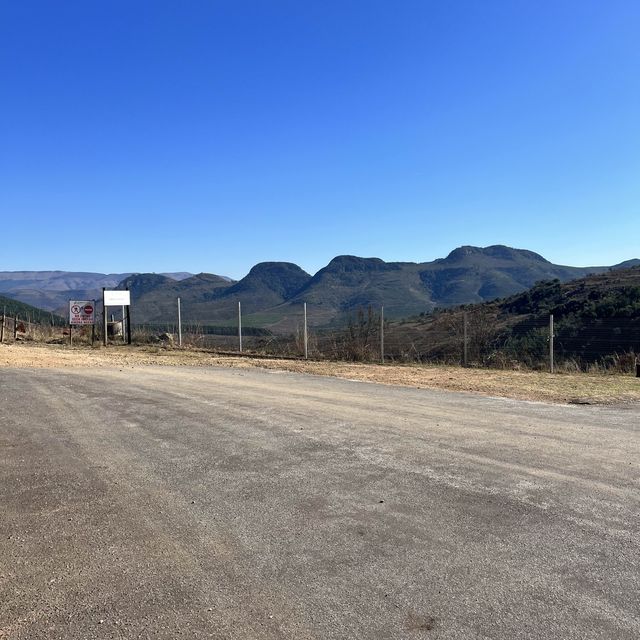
[1,341,639,405]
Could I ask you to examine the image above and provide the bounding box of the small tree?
[339,306,379,361]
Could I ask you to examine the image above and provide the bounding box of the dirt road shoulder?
[1,341,639,405]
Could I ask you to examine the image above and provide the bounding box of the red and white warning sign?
[69,300,95,325]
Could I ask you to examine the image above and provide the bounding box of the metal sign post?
[463,312,469,367]
[380,305,384,364]
[549,314,555,374]
[103,289,132,346]
[126,296,131,344]
[69,299,96,346]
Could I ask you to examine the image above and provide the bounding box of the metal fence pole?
[126,288,132,345]
[303,302,308,359]
[380,305,384,364]
[463,311,468,367]
[549,314,554,374]
[1,306,5,343]
[102,288,108,346]
[14,315,18,341]
[238,301,243,353]
[177,297,182,347]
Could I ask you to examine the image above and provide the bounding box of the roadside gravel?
[1,341,639,404]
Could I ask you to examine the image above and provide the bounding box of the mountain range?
[0,271,194,312]
[2,246,638,329]
[0,245,640,330]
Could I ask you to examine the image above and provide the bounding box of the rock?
[158,332,174,343]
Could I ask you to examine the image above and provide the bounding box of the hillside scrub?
[385,269,640,372]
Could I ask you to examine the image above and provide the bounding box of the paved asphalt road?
[1,366,639,639]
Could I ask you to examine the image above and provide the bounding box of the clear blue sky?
[2,1,639,279]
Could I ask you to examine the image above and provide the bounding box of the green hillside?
[384,266,640,368]
[122,264,311,327]
[119,272,235,325]
[0,294,65,325]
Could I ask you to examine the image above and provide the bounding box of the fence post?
[549,314,554,374]
[238,301,243,353]
[303,302,308,359]
[463,312,468,367]
[177,297,182,347]
[102,288,108,347]
[126,288,132,345]
[14,315,18,340]
[380,305,385,364]
[1,306,5,343]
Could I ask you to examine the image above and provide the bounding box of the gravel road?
[1,366,639,639]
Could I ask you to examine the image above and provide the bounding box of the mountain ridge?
[0,271,197,312]
[113,246,638,328]
[2,246,638,328]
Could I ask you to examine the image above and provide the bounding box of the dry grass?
[1,341,639,405]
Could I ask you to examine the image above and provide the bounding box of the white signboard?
[103,290,131,306]
[69,300,95,325]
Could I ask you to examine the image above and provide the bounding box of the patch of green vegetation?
[0,294,65,325]
[241,312,287,327]
[386,267,640,369]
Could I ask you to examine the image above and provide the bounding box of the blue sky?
[2,1,639,279]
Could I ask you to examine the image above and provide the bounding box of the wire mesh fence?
[126,303,640,374]
[0,312,63,343]
[3,303,639,375]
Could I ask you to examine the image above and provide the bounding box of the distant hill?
[274,246,605,327]
[612,259,640,270]
[0,293,65,325]
[118,272,236,323]
[125,263,310,325]
[0,271,194,311]
[416,245,599,304]
[279,256,429,326]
